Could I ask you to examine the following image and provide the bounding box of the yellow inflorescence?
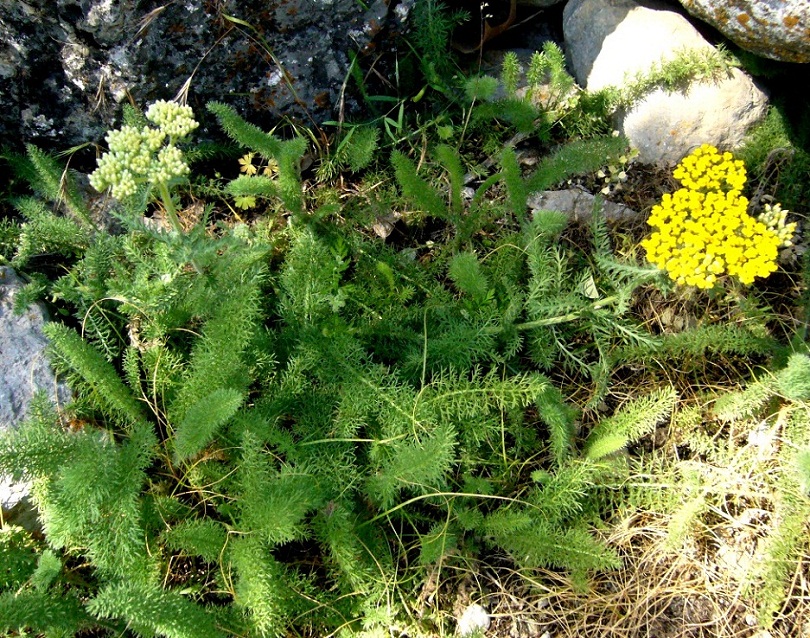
[641,144,795,289]
[672,143,746,193]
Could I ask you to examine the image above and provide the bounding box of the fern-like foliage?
[615,323,776,371]
[237,429,323,544]
[225,174,279,200]
[173,388,244,462]
[24,144,94,228]
[526,135,630,193]
[43,322,145,428]
[0,525,39,590]
[585,387,677,460]
[8,92,785,637]
[410,0,465,95]
[88,580,225,638]
[278,227,348,326]
[166,256,266,424]
[30,549,62,592]
[622,354,810,628]
[391,149,448,220]
[448,251,490,305]
[11,196,90,268]
[318,124,379,181]
[483,509,620,574]
[367,422,457,508]
[228,534,299,638]
[48,233,127,360]
[207,101,306,215]
[0,590,93,637]
[500,146,527,219]
[162,519,227,564]
[206,102,286,159]
[33,421,156,580]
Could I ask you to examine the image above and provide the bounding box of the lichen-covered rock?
[0,0,412,150]
[563,0,768,164]
[0,266,71,516]
[678,0,810,64]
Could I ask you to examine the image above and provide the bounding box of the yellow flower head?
[238,153,258,176]
[672,144,746,194]
[642,145,793,289]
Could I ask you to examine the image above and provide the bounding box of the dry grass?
[462,507,809,638]
[420,367,810,638]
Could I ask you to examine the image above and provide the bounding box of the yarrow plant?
[89,100,198,233]
[642,144,796,289]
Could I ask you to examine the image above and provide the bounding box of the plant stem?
[158,182,185,235]
[487,295,621,334]
[158,181,203,274]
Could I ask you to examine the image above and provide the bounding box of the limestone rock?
[516,0,567,7]
[678,0,810,64]
[0,266,71,515]
[563,0,713,94]
[0,0,413,150]
[528,189,640,223]
[563,0,768,164]
[619,68,767,165]
[457,604,491,637]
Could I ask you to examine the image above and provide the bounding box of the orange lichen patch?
[736,12,750,26]
[313,91,330,109]
[783,14,800,29]
[712,6,729,25]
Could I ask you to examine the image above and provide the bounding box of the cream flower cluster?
[145,100,199,140]
[89,100,198,200]
[759,202,795,248]
[642,145,795,289]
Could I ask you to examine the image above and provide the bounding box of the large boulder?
[563,0,768,164]
[678,0,810,64]
[0,0,412,150]
[0,266,71,519]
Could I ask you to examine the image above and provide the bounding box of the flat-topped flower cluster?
[642,144,795,289]
[89,100,198,200]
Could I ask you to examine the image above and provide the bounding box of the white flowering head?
[149,145,189,185]
[145,100,199,140]
[89,153,138,199]
[758,202,796,248]
[90,100,197,201]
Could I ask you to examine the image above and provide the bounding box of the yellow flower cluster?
[672,143,746,193]
[642,145,795,289]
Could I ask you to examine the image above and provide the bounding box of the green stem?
[158,181,203,274]
[158,182,184,235]
[488,295,621,334]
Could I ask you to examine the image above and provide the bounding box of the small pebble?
[457,603,491,636]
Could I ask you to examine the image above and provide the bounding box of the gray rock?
[563,0,710,93]
[528,188,640,223]
[563,0,768,165]
[0,0,413,150]
[620,68,768,165]
[0,266,71,515]
[457,603,491,637]
[516,0,567,7]
[678,0,810,64]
